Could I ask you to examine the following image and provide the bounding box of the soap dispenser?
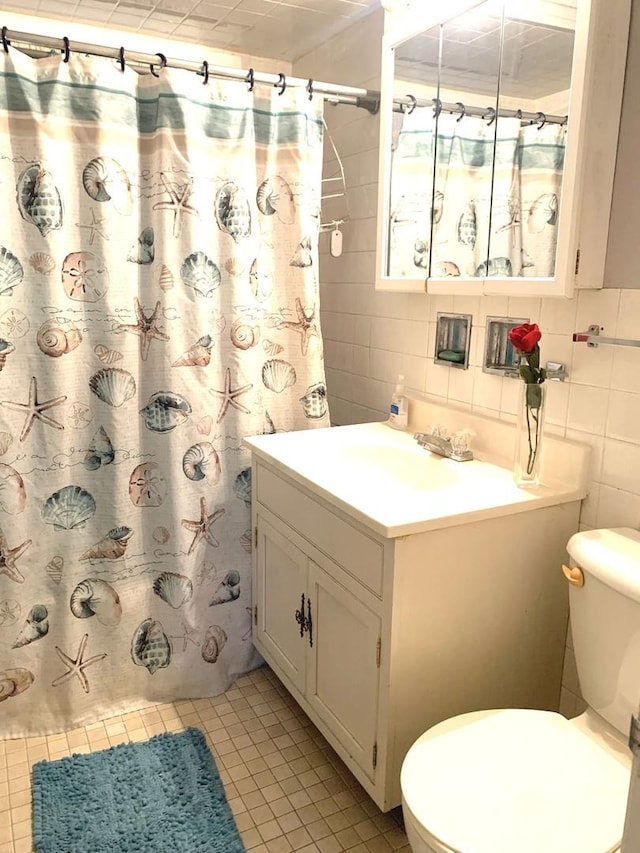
[388,375,408,430]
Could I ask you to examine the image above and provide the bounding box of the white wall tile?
[500,376,521,417]
[595,485,640,529]
[610,347,640,393]
[452,295,481,318]
[601,438,640,492]
[566,429,605,483]
[447,365,476,406]
[428,294,454,322]
[424,359,450,399]
[477,295,510,326]
[606,390,640,443]
[370,317,428,357]
[566,384,610,435]
[507,296,542,323]
[471,368,502,413]
[617,290,640,338]
[544,380,570,428]
[540,296,577,335]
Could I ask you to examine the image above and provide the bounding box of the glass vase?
[513,382,546,487]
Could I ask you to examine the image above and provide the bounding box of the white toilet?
[401,527,640,853]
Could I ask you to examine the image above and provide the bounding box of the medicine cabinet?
[375,0,631,298]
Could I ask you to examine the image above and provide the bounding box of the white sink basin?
[244,421,590,537]
[319,434,460,492]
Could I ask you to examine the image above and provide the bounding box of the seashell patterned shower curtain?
[0,48,329,737]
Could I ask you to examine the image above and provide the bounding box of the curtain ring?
[150,52,166,77]
[405,94,417,115]
[62,36,70,63]
[245,68,254,92]
[432,97,442,118]
[455,101,465,122]
[536,111,546,129]
[485,106,496,126]
[118,46,125,72]
[514,108,523,121]
[306,79,313,100]
[1,27,10,53]
[275,72,286,95]
[201,60,209,85]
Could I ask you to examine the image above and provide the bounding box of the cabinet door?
[254,514,307,694]
[306,560,381,780]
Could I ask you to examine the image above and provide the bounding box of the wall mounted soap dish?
[434,313,472,370]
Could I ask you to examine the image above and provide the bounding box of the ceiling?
[396,3,575,101]
[2,0,380,63]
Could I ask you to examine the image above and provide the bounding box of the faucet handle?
[452,429,473,454]
[430,423,448,439]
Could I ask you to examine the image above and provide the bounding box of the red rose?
[508,323,541,353]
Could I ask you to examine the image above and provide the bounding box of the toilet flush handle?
[562,564,585,587]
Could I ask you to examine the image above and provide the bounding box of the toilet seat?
[401,708,630,853]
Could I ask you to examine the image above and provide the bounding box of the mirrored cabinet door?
[376,0,631,298]
[386,24,440,281]
[430,3,501,282]
[487,3,575,282]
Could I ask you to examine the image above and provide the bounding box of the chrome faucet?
[414,428,473,462]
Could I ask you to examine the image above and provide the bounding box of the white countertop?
[244,421,588,538]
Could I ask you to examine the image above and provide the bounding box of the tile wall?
[294,8,640,719]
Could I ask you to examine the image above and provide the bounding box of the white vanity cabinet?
[376,0,632,297]
[255,510,382,781]
[246,423,586,811]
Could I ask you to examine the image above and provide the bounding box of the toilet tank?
[567,528,640,736]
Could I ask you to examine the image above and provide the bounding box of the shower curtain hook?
[485,106,496,126]
[62,36,70,63]
[1,27,10,53]
[150,52,167,77]
[307,79,314,100]
[275,73,286,95]
[432,97,442,118]
[514,108,523,121]
[536,111,546,129]
[455,101,465,122]
[245,68,254,92]
[118,46,125,72]
[405,94,417,115]
[201,60,209,85]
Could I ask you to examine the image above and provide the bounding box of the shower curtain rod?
[1,26,381,115]
[394,94,567,127]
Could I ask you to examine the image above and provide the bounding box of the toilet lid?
[401,709,630,853]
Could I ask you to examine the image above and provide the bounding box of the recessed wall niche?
[483,316,529,377]
[434,313,472,370]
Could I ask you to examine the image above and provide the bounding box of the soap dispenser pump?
[388,375,409,430]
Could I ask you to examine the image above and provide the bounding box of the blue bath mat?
[32,727,245,852]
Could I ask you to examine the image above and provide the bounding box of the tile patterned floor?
[0,666,410,853]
